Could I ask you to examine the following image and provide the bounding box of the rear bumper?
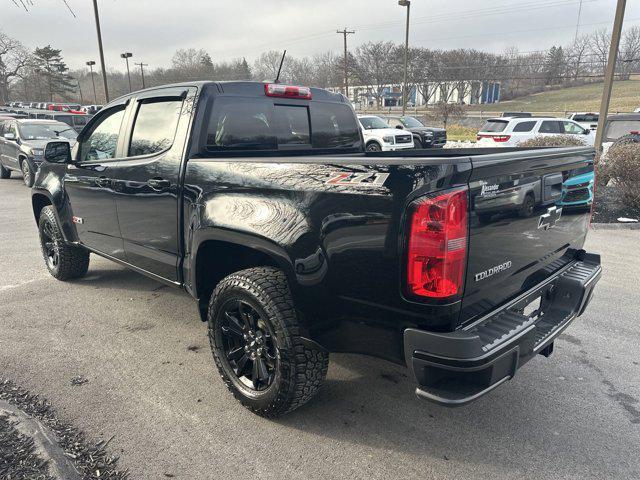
[404,252,601,407]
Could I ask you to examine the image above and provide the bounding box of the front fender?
[31,163,78,243]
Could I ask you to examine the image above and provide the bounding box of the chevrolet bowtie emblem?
[538,206,562,230]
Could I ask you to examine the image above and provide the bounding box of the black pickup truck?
[31,81,601,416]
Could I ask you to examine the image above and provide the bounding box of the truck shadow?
[275,353,630,474]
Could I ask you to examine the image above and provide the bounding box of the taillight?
[264,83,312,100]
[406,187,469,299]
[493,135,511,142]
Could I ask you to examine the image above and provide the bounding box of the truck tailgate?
[460,147,595,326]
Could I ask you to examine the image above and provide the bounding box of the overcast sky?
[2,0,639,71]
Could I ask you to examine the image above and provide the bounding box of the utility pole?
[135,62,148,89]
[86,61,98,104]
[336,28,355,99]
[399,0,411,115]
[121,52,133,92]
[92,0,109,102]
[77,80,84,104]
[595,0,626,151]
[574,0,584,43]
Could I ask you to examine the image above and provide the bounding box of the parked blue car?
[560,166,594,209]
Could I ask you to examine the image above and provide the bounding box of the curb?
[591,222,640,230]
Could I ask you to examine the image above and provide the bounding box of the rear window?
[572,114,598,122]
[512,121,536,132]
[205,97,360,152]
[481,120,508,133]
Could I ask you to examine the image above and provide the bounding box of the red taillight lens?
[493,135,511,142]
[406,187,468,299]
[264,83,312,100]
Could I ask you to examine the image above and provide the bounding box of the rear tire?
[38,206,90,280]
[208,267,329,417]
[21,159,33,187]
[0,162,9,179]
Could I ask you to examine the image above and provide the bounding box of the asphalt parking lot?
[1,176,639,480]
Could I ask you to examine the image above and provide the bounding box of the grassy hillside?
[468,80,640,113]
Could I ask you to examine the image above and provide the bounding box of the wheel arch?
[366,139,382,150]
[191,231,297,322]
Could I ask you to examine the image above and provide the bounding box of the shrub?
[606,143,640,211]
[518,135,586,148]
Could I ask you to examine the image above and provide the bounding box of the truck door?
[64,104,127,259]
[109,87,195,282]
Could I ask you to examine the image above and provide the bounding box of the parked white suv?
[357,115,414,151]
[477,117,595,147]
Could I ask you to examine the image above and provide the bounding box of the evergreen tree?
[236,58,251,80]
[33,45,75,101]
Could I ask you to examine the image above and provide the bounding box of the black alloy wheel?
[217,299,278,391]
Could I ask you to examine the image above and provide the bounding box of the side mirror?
[3,132,16,141]
[44,141,72,164]
[584,128,591,135]
[395,125,403,129]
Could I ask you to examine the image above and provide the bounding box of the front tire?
[0,162,10,179]
[366,142,382,152]
[21,159,33,187]
[208,267,329,417]
[518,193,535,218]
[38,206,90,280]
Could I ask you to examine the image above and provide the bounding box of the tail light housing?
[264,83,312,100]
[406,187,469,299]
[477,134,510,142]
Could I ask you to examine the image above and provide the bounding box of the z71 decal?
[326,172,389,187]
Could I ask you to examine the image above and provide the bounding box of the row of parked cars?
[357,114,447,151]
[477,111,640,151]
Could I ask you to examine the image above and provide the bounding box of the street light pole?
[86,61,98,104]
[399,0,411,115]
[121,52,133,93]
[595,0,627,152]
[92,0,109,102]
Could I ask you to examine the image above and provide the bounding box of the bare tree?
[0,30,30,103]
[433,102,464,129]
[353,41,398,107]
[619,26,640,80]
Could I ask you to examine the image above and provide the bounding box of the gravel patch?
[0,379,127,480]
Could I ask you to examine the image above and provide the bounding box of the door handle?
[147,177,171,190]
[95,176,111,188]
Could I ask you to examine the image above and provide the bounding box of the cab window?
[79,107,125,162]
[563,121,585,135]
[128,99,183,157]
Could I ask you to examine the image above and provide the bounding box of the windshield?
[604,120,640,142]
[400,116,424,128]
[18,123,78,141]
[359,116,389,130]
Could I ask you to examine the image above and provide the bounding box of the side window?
[128,99,183,157]
[79,107,125,162]
[539,121,561,134]
[563,121,584,135]
[73,116,87,127]
[512,121,536,133]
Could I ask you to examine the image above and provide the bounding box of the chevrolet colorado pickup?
[32,81,601,416]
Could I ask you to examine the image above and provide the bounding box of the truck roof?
[108,80,348,105]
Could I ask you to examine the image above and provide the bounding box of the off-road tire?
[20,158,33,187]
[0,162,10,179]
[38,206,90,280]
[208,267,329,417]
